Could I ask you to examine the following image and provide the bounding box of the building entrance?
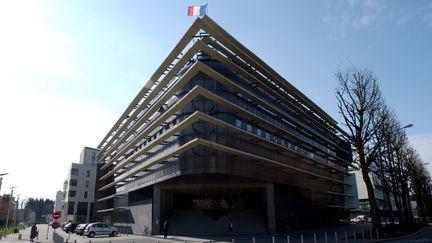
[161,187,268,235]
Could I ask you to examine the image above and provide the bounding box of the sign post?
[51,211,61,230]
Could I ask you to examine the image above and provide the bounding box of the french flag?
[187,4,207,17]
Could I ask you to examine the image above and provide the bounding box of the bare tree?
[375,111,413,225]
[406,148,431,221]
[336,67,388,230]
[374,109,398,225]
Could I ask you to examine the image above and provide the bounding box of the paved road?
[0,224,54,243]
[53,224,374,243]
[373,226,432,243]
[5,223,429,243]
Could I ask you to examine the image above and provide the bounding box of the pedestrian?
[30,224,38,242]
[226,218,233,234]
[162,219,169,238]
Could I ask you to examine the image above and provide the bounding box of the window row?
[68,190,89,199]
[234,119,346,172]
[70,168,92,178]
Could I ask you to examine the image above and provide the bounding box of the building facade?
[0,194,17,226]
[61,147,100,223]
[54,191,63,213]
[97,16,355,235]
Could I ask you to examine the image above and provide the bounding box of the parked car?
[84,222,118,238]
[351,215,368,223]
[75,223,88,235]
[62,222,80,233]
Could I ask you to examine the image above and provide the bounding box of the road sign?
[51,221,60,229]
[52,211,61,220]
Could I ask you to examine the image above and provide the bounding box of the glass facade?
[96,16,353,234]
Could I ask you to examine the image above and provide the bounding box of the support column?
[86,202,90,223]
[266,183,276,233]
[152,184,161,235]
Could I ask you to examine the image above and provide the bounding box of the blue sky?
[0,0,431,200]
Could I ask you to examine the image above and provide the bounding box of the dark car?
[63,222,80,233]
[75,223,88,235]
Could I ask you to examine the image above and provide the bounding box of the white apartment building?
[54,191,63,212]
[61,147,100,223]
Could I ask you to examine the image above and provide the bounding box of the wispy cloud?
[353,15,376,28]
[322,0,432,40]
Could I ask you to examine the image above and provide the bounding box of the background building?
[61,147,100,223]
[352,170,396,223]
[0,194,16,226]
[54,191,63,212]
[97,16,356,235]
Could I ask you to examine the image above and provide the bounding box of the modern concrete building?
[96,16,355,235]
[54,191,63,213]
[61,147,100,223]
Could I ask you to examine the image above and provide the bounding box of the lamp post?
[13,194,21,227]
[0,173,8,194]
[402,124,414,129]
[5,186,17,227]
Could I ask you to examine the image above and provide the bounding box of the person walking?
[162,219,169,238]
[226,218,233,234]
[30,224,38,242]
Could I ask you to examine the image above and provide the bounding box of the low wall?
[53,230,65,243]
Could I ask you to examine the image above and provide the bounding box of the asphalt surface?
[373,226,432,243]
[1,224,373,243]
[1,224,431,243]
[0,224,54,243]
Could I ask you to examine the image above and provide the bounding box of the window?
[71,168,79,175]
[69,190,76,197]
[85,180,89,188]
[266,132,271,140]
[67,202,75,214]
[235,119,241,128]
[246,124,252,132]
[86,170,90,178]
[257,129,262,136]
[92,152,96,161]
[70,179,77,187]
[84,191,88,199]
[77,202,88,215]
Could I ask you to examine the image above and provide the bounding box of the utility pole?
[0,173,8,194]
[5,186,17,227]
[13,194,21,227]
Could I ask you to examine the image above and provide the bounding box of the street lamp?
[0,173,8,194]
[402,124,414,129]
[5,186,17,227]
[13,194,21,227]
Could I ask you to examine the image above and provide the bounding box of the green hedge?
[0,227,15,239]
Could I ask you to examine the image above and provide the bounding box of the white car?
[351,215,368,223]
[84,222,118,238]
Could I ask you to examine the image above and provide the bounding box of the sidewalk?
[0,224,54,243]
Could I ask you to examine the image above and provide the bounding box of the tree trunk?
[392,186,404,224]
[362,167,382,230]
[385,188,395,225]
[400,180,412,224]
